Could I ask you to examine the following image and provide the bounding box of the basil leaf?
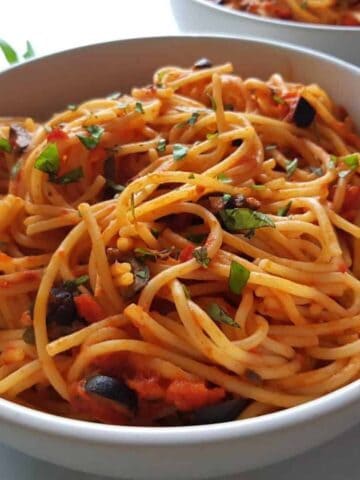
[156,138,167,153]
[63,275,89,291]
[193,246,210,268]
[286,158,298,178]
[188,112,200,126]
[23,41,35,60]
[217,173,232,184]
[34,143,60,175]
[173,144,188,161]
[107,92,121,100]
[309,166,324,177]
[135,102,144,114]
[182,284,191,299]
[251,184,265,191]
[219,208,275,233]
[329,155,338,169]
[343,153,359,170]
[186,233,207,244]
[277,201,292,217]
[0,39,19,64]
[0,138,12,153]
[206,303,239,328]
[134,247,157,262]
[229,261,250,295]
[151,228,160,239]
[77,125,104,150]
[22,326,35,345]
[52,167,84,185]
[188,173,195,179]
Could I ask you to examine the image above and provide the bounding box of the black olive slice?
[85,375,138,412]
[293,97,316,128]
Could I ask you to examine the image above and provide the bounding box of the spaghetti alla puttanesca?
[0,60,359,426]
[211,0,360,26]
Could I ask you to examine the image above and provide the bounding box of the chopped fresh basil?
[229,261,250,295]
[286,158,298,178]
[22,326,35,345]
[186,233,207,244]
[77,125,104,150]
[0,39,19,64]
[217,173,231,184]
[206,132,218,140]
[193,246,210,268]
[343,153,359,170]
[107,92,121,100]
[339,170,352,179]
[23,41,35,60]
[34,143,60,175]
[188,173,195,179]
[223,193,232,203]
[134,247,157,262]
[277,201,292,217]
[273,94,285,105]
[173,144,188,161]
[219,208,275,233]
[329,155,338,169]
[63,275,89,291]
[135,102,144,114]
[251,184,266,191]
[188,112,200,126]
[206,303,239,328]
[51,167,84,185]
[309,166,324,177]
[156,138,167,153]
[0,138,12,153]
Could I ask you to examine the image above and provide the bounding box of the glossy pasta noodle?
[0,59,359,426]
[211,0,360,25]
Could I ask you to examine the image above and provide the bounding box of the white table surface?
[0,1,359,478]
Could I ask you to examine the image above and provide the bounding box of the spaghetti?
[212,0,360,25]
[0,59,359,426]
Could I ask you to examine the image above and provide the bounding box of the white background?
[0,0,359,478]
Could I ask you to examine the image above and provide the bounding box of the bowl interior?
[1,36,359,122]
[0,36,360,441]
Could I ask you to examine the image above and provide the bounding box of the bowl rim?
[191,0,360,32]
[0,34,360,446]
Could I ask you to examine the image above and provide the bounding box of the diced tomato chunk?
[342,185,360,212]
[165,380,226,411]
[179,244,195,262]
[127,376,166,401]
[74,294,105,323]
[47,128,69,142]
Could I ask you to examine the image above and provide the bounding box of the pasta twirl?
[0,60,359,426]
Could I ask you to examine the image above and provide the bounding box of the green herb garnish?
[134,247,157,262]
[67,104,77,111]
[77,125,104,150]
[63,275,89,291]
[0,39,19,64]
[135,102,144,114]
[23,41,35,60]
[219,208,275,234]
[188,173,195,179]
[193,246,210,268]
[182,284,191,299]
[206,132,218,140]
[206,303,239,328]
[229,261,250,295]
[273,94,285,105]
[309,166,324,177]
[156,138,167,153]
[34,143,60,175]
[107,92,121,100]
[217,173,231,184]
[343,153,359,170]
[10,160,22,179]
[0,138,12,153]
[277,201,292,217]
[186,233,207,244]
[51,167,84,185]
[286,158,298,178]
[173,144,188,161]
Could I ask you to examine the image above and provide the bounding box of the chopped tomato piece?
[263,0,292,19]
[179,244,195,262]
[47,128,69,142]
[74,294,105,323]
[342,185,360,212]
[127,375,166,401]
[165,380,226,411]
[340,13,360,26]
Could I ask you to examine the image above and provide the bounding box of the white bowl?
[171,0,360,66]
[0,36,360,480]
